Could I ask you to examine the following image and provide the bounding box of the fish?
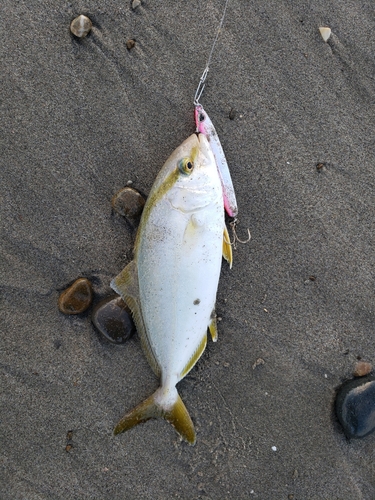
[111,132,234,444]
[195,104,238,218]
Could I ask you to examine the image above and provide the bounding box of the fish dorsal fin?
[223,225,233,269]
[208,313,218,342]
[114,386,196,445]
[111,261,161,377]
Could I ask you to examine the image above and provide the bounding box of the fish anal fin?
[180,333,207,379]
[208,312,218,342]
[114,387,196,445]
[223,225,233,269]
[110,261,160,377]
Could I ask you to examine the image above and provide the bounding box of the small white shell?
[319,27,331,42]
[70,15,92,38]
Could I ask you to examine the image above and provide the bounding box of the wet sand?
[2,1,375,498]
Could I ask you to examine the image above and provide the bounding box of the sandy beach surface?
[2,1,375,498]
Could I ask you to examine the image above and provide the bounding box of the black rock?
[335,375,375,439]
[92,295,135,344]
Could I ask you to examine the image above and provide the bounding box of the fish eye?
[178,157,194,176]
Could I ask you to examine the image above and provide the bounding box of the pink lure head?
[194,104,207,135]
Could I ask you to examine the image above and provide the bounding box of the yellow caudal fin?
[223,225,233,269]
[114,387,196,445]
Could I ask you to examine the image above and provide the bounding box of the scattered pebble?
[65,444,73,452]
[316,162,325,171]
[309,275,316,281]
[229,108,237,120]
[58,278,93,315]
[319,27,331,42]
[70,15,92,38]
[335,375,375,438]
[126,39,136,50]
[111,187,145,219]
[132,0,141,10]
[353,361,373,377]
[92,295,135,344]
[271,446,277,451]
[252,358,265,370]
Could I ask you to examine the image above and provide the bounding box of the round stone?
[58,278,93,315]
[92,295,135,344]
[70,15,92,38]
[335,375,375,438]
[111,187,145,219]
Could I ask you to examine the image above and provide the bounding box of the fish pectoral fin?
[111,261,160,377]
[222,225,233,269]
[208,314,218,342]
[114,387,196,445]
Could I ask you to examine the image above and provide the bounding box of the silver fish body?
[111,133,233,444]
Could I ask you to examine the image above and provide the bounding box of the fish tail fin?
[114,387,196,445]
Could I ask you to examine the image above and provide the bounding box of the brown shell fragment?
[126,39,136,50]
[58,278,93,315]
[353,361,373,377]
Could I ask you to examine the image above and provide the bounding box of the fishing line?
[194,0,231,105]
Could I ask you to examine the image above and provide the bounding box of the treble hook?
[229,218,251,250]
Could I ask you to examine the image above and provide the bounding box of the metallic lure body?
[195,104,238,218]
[111,133,233,444]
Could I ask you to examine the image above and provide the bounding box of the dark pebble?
[126,39,136,50]
[229,108,237,120]
[92,295,135,344]
[111,187,145,219]
[58,278,93,315]
[335,375,375,438]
